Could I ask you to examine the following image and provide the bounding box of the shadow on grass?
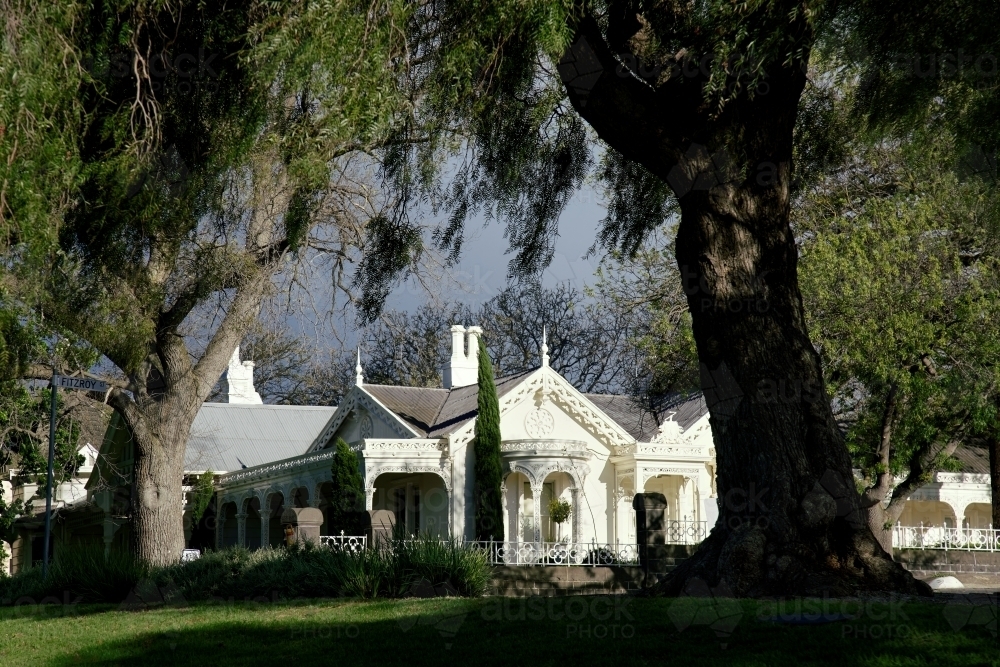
[8,597,994,667]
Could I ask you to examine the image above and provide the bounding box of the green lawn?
[1,594,996,666]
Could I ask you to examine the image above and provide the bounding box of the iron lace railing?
[319,531,367,553]
[467,540,640,566]
[892,524,999,551]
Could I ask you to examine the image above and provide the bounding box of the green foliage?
[329,438,365,535]
[0,1,85,260]
[796,129,1000,482]
[547,498,571,524]
[189,471,215,526]
[0,539,491,602]
[473,337,503,542]
[0,382,85,484]
[835,0,1000,152]
[0,493,29,569]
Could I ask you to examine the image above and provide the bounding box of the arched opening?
[539,471,575,543]
[291,486,310,509]
[371,472,449,538]
[220,501,239,547]
[265,492,285,547]
[244,497,262,550]
[898,500,958,528]
[963,503,993,529]
[504,471,531,542]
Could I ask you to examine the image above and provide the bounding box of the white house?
[9,327,994,574]
[214,325,718,550]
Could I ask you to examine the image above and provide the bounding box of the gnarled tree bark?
[557,9,929,596]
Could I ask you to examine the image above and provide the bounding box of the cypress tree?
[329,437,366,535]
[474,336,504,542]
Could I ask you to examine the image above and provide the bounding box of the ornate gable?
[307,386,421,452]
[449,366,636,451]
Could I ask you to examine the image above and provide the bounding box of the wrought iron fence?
[665,519,708,545]
[892,524,999,551]
[319,531,367,553]
[467,540,640,566]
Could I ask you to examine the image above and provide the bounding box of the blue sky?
[383,183,608,312]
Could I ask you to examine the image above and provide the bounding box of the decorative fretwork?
[320,532,367,554]
[353,439,447,452]
[220,449,336,485]
[499,439,588,453]
[450,368,634,451]
[309,387,419,452]
[364,463,452,492]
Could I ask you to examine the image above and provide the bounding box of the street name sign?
[55,375,109,392]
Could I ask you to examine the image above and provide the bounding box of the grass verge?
[0,595,996,666]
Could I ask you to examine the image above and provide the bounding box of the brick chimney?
[443,325,482,389]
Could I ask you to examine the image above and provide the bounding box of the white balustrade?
[892,524,999,551]
[319,531,368,554]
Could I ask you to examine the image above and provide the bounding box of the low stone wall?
[490,547,1000,596]
[490,546,699,596]
[491,566,646,596]
[895,548,1000,578]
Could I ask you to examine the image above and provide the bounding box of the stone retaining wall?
[895,548,1000,578]
[488,548,1000,596]
[491,566,647,596]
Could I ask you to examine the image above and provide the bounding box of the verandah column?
[260,503,271,548]
[570,487,580,545]
[531,482,543,544]
[215,497,227,549]
[236,512,247,547]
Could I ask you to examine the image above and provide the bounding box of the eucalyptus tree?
[2,0,416,565]
[348,0,1000,596]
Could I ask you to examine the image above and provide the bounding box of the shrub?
[0,537,492,606]
[0,546,149,604]
[548,498,571,524]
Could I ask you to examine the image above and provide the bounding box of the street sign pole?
[39,373,110,578]
[42,372,57,579]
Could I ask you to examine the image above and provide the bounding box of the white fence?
[319,532,367,553]
[468,541,640,566]
[893,525,1000,551]
[316,518,708,566]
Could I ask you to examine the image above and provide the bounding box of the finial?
[355,347,364,386]
[541,325,549,367]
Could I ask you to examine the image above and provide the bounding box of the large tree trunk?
[663,165,926,596]
[131,427,189,566]
[989,432,1000,530]
[558,14,929,597]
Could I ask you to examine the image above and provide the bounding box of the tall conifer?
[329,437,366,535]
[474,336,504,541]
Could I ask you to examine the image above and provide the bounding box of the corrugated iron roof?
[185,403,337,473]
[583,392,707,441]
[364,371,708,442]
[953,443,990,475]
[363,371,531,438]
